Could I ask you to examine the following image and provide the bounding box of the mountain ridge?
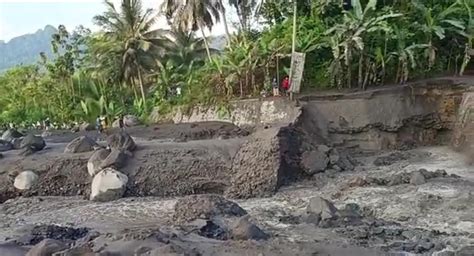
[0,25,57,72]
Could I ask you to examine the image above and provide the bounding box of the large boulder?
[1,129,23,143]
[20,134,46,151]
[26,239,68,256]
[173,194,247,223]
[11,137,24,149]
[231,215,268,241]
[306,196,338,221]
[124,115,140,127]
[301,150,329,175]
[79,122,95,131]
[14,171,39,190]
[87,149,110,177]
[112,115,140,128]
[90,168,128,202]
[225,127,300,199]
[106,132,136,151]
[0,140,13,152]
[410,170,426,185]
[99,149,127,170]
[64,136,98,153]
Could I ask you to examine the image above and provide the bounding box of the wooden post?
[289,0,297,101]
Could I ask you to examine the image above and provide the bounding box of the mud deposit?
[0,78,473,256]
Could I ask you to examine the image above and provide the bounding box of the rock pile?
[173,194,268,241]
[0,129,46,157]
[86,131,136,202]
[346,169,456,188]
[302,196,449,255]
[64,136,98,153]
[173,194,247,223]
[373,152,409,166]
[1,129,23,143]
[112,114,140,128]
[301,145,357,175]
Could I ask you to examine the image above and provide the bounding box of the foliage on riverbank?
[0,0,472,126]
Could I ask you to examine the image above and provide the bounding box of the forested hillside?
[0,25,57,72]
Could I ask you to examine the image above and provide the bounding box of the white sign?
[290,52,306,93]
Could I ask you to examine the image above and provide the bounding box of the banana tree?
[413,0,468,69]
[325,0,401,88]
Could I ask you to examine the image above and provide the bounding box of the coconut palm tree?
[93,0,166,110]
[161,0,222,62]
[164,28,214,67]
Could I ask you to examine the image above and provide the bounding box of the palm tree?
[163,28,212,67]
[93,0,165,110]
[161,0,222,62]
[229,0,257,32]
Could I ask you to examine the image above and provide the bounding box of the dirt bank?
[36,121,249,143]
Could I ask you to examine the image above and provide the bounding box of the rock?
[374,152,408,166]
[410,170,426,185]
[435,169,448,177]
[123,115,140,127]
[79,122,94,131]
[1,129,23,143]
[0,139,13,152]
[11,137,23,149]
[52,247,93,256]
[87,149,110,177]
[14,171,38,190]
[317,144,331,154]
[301,150,329,175]
[456,246,474,256]
[348,177,367,187]
[173,194,247,223]
[387,174,404,186]
[112,119,120,128]
[19,147,35,157]
[106,132,136,152]
[0,242,29,256]
[41,131,52,138]
[99,149,127,170]
[225,127,300,198]
[26,239,68,256]
[90,168,128,202]
[307,196,338,220]
[64,136,98,153]
[335,152,355,171]
[329,150,340,165]
[433,250,455,256]
[20,134,46,151]
[0,153,3,159]
[231,215,268,241]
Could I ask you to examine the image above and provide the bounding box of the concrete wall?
[152,98,301,128]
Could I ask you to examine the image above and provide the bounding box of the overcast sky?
[0,0,234,42]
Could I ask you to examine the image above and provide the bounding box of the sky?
[0,0,232,42]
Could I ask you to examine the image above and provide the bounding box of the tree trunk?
[220,2,231,46]
[137,68,147,111]
[199,25,212,63]
[358,53,364,89]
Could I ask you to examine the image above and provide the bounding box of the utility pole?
[289,0,297,101]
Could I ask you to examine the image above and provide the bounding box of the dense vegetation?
[0,0,472,127]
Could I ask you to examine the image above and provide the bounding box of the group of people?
[272,75,291,97]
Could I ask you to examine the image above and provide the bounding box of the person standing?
[96,116,102,134]
[272,77,280,96]
[281,75,290,95]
